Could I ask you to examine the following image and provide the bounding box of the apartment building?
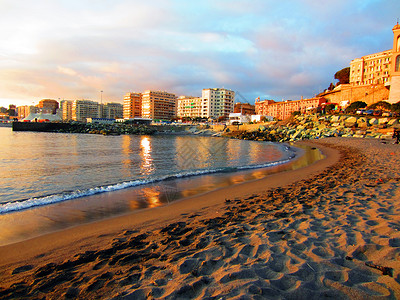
[201,88,235,119]
[234,102,256,115]
[123,92,142,119]
[141,90,177,120]
[17,105,39,119]
[176,96,202,118]
[350,50,392,85]
[255,98,326,120]
[72,100,101,122]
[102,102,123,119]
[59,100,73,121]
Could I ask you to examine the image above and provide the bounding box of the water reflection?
[140,136,153,175]
[0,144,324,246]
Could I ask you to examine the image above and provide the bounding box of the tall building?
[37,99,59,114]
[141,90,177,120]
[389,23,400,103]
[102,102,123,119]
[60,100,73,121]
[201,88,235,119]
[123,93,142,119]
[72,100,101,122]
[176,96,202,118]
[349,50,391,86]
[17,105,39,119]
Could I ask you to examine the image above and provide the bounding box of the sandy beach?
[0,137,400,299]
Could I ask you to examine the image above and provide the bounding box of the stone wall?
[322,84,390,106]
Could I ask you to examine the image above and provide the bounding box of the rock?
[369,118,379,125]
[344,117,357,127]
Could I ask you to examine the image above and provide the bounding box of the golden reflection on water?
[141,188,162,208]
[140,136,153,174]
[121,135,133,174]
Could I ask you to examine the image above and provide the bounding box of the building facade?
[350,50,392,86]
[72,100,101,122]
[17,105,39,119]
[255,98,326,120]
[201,88,235,119]
[234,102,256,115]
[176,96,202,118]
[102,102,123,119]
[141,90,177,120]
[389,23,400,103]
[60,100,73,121]
[123,92,142,119]
[37,99,59,114]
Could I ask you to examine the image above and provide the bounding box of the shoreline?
[1,137,400,299]
[0,141,335,265]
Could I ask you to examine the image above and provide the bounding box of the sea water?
[0,127,322,245]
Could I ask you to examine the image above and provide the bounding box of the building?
[37,99,59,114]
[234,102,256,115]
[141,90,177,120]
[123,93,142,119]
[72,100,101,122]
[60,100,73,121]
[349,50,392,86]
[389,23,400,103]
[17,105,39,119]
[176,96,202,118]
[255,97,326,120]
[201,88,235,119]
[102,102,123,119]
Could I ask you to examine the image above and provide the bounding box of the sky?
[0,0,399,108]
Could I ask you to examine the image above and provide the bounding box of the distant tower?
[389,22,400,103]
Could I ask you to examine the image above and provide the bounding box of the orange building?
[255,97,326,120]
[37,99,59,114]
[234,102,255,115]
[123,93,142,119]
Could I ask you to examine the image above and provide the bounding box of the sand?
[0,137,399,299]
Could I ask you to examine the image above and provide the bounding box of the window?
[396,55,400,72]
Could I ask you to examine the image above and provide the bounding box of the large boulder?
[344,116,357,127]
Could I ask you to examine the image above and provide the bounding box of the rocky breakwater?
[223,114,399,142]
[58,123,158,135]
[12,121,157,135]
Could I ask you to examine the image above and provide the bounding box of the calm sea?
[0,127,322,245]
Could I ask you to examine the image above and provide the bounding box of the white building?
[201,88,235,119]
[72,100,101,122]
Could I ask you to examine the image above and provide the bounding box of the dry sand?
[0,137,400,299]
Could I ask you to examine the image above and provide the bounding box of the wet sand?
[1,137,400,299]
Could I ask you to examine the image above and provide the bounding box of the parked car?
[364,110,374,115]
[356,109,366,114]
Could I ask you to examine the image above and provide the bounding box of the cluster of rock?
[56,122,157,135]
[223,114,399,143]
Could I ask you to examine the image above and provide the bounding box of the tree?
[368,101,392,110]
[334,67,350,85]
[345,101,367,113]
[392,101,400,113]
[325,103,336,113]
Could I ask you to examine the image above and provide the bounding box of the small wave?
[0,154,296,214]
